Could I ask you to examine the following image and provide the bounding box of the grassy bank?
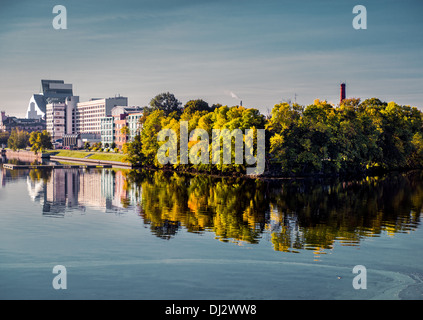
[51,150,128,163]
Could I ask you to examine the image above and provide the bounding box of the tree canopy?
[149,92,183,116]
[7,129,29,151]
[124,95,423,177]
[29,130,53,154]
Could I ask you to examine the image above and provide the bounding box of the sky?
[0,0,422,117]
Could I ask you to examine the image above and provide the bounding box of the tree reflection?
[129,169,422,253]
[267,173,423,253]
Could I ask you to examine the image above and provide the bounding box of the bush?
[114,148,120,153]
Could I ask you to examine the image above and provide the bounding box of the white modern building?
[27,80,74,120]
[46,103,66,141]
[45,95,128,145]
[46,96,80,141]
[75,96,128,134]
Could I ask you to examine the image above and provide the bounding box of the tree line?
[5,129,52,153]
[124,93,423,177]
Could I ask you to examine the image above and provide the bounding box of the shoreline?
[2,148,422,181]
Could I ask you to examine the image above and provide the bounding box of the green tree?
[29,130,53,154]
[149,92,182,116]
[141,110,166,165]
[123,133,144,166]
[7,129,29,151]
[183,99,212,114]
[0,132,10,146]
[120,125,130,136]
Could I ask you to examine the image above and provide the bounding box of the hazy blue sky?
[0,0,422,117]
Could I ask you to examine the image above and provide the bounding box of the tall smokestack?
[240,100,242,107]
[340,83,346,104]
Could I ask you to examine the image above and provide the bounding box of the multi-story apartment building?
[100,106,143,149]
[45,95,127,146]
[46,103,66,140]
[45,96,79,141]
[75,96,128,135]
[100,117,114,146]
[127,112,143,140]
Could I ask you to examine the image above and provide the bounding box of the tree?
[141,110,166,165]
[183,99,212,114]
[149,92,182,116]
[123,133,144,166]
[0,132,10,147]
[7,129,29,151]
[120,125,130,136]
[29,130,53,154]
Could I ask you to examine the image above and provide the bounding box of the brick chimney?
[340,83,346,104]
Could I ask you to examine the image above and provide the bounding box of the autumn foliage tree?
[124,93,423,176]
[29,130,53,154]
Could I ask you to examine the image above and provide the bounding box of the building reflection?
[24,168,141,216]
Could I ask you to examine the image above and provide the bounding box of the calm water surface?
[1,162,423,299]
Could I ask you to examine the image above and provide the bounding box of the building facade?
[46,103,66,140]
[45,96,80,141]
[44,95,128,146]
[100,106,143,150]
[75,96,128,135]
[0,111,46,133]
[127,113,143,140]
[100,117,114,146]
[27,80,74,120]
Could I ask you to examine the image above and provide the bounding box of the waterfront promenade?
[1,149,133,169]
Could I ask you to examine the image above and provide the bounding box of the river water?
[0,162,422,300]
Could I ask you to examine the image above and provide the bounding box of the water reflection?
[1,163,422,255]
[132,171,422,254]
[1,166,140,216]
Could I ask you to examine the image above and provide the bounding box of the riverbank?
[3,149,47,162]
[49,150,132,168]
[3,148,420,181]
[1,149,132,169]
[48,150,126,162]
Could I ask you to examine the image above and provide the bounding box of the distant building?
[100,117,114,147]
[26,80,132,147]
[45,96,80,141]
[45,95,128,147]
[75,96,128,135]
[0,111,46,133]
[80,133,101,146]
[126,112,144,140]
[100,106,143,149]
[27,80,74,120]
[46,102,66,141]
[63,134,83,149]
